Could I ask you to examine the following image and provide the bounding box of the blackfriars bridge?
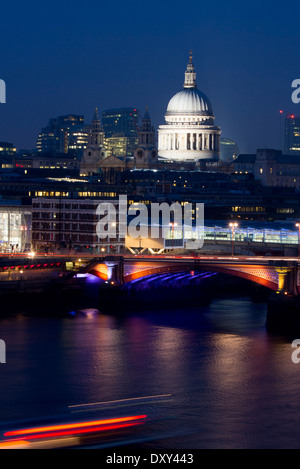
[0,254,299,295]
[1,253,300,330]
[82,254,300,296]
[82,254,300,331]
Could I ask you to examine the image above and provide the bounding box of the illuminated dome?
[166,88,213,116]
[158,52,221,163]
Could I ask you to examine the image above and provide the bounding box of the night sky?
[1,0,300,154]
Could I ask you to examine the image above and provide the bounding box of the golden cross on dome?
[189,50,193,63]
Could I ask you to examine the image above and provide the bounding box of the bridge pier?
[266,263,300,332]
[104,257,124,285]
[266,292,300,333]
[97,257,126,312]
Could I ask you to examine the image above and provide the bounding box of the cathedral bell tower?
[89,107,105,146]
[134,108,158,169]
[80,107,107,176]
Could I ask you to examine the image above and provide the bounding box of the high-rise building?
[284,115,300,156]
[102,108,139,158]
[37,115,88,156]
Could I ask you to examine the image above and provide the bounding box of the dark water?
[0,295,300,449]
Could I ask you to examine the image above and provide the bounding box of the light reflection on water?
[0,297,300,448]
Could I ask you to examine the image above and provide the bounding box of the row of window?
[33,233,95,242]
[33,212,97,220]
[33,223,96,231]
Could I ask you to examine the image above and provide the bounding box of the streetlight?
[296,223,300,258]
[229,222,238,256]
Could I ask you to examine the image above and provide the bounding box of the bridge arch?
[123,263,278,291]
[84,259,279,292]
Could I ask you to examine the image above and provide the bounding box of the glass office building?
[102,108,139,158]
[284,115,300,155]
[37,115,88,156]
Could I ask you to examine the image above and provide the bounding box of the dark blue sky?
[0,0,299,153]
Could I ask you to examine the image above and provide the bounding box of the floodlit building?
[0,201,31,252]
[158,52,221,164]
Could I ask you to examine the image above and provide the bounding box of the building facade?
[233,148,300,188]
[158,52,221,164]
[284,115,300,156]
[134,108,158,169]
[37,114,88,157]
[102,108,139,159]
[0,202,31,252]
[32,197,123,254]
[80,108,107,176]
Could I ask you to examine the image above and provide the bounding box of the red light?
[291,115,295,118]
[4,415,147,438]
[5,422,142,441]
[279,110,283,114]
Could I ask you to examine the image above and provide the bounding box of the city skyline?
[1,0,300,154]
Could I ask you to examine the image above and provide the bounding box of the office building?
[102,108,139,158]
[31,197,123,254]
[36,114,88,156]
[284,115,300,156]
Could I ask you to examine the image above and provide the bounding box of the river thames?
[1,290,300,449]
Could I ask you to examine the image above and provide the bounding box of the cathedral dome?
[166,88,213,116]
[158,52,221,163]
